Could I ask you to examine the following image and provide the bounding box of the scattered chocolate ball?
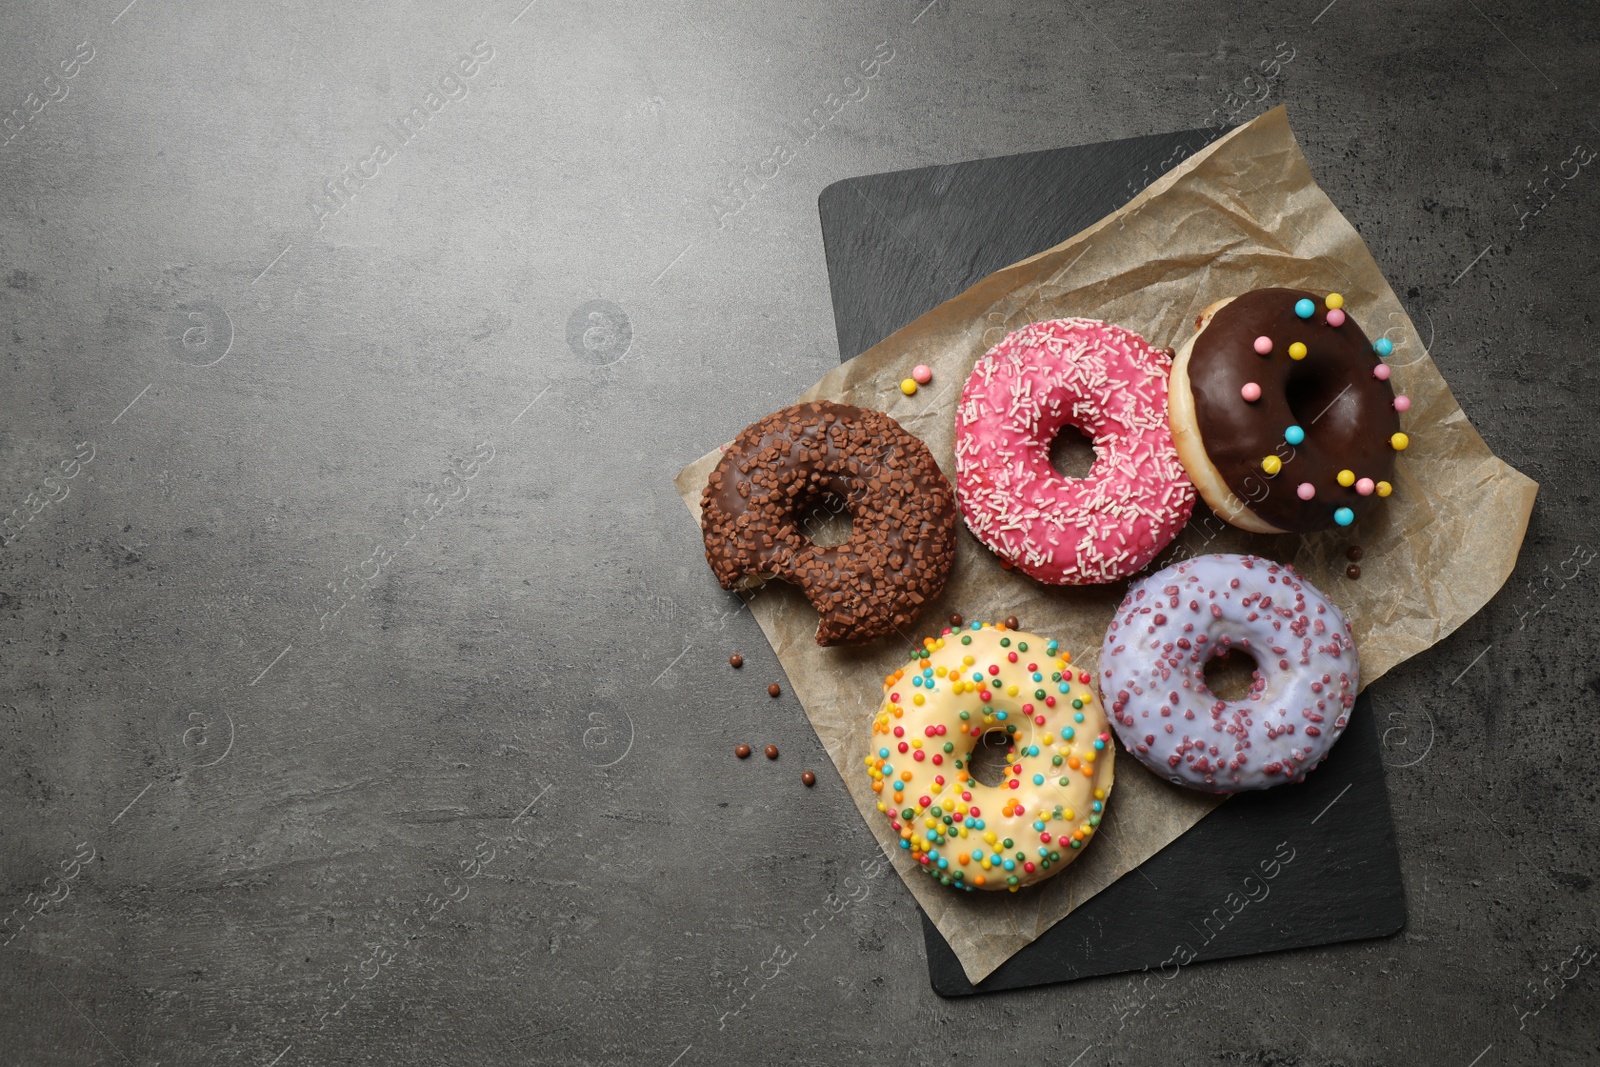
[1003,615,1020,631]
[729,654,743,669]
[1346,564,1361,580]
[735,744,752,759]
[764,744,779,760]
[801,771,816,787]
[1346,546,1364,563]
[949,613,963,628]
[767,683,781,698]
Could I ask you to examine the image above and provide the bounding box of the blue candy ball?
[1374,337,1394,357]
[1295,298,1316,319]
[1334,507,1355,526]
[1285,425,1305,445]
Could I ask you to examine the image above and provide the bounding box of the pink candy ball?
[1241,382,1262,402]
[1356,478,1375,496]
[1253,336,1273,355]
[1394,395,1411,412]
[1373,364,1392,381]
[912,364,933,385]
[1297,482,1316,501]
[1326,308,1346,327]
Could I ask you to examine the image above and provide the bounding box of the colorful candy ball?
[1261,455,1282,476]
[1289,342,1308,360]
[912,364,933,385]
[1295,298,1315,319]
[900,378,918,396]
[1391,432,1409,451]
[1334,507,1355,527]
[1355,477,1375,496]
[1373,364,1392,381]
[1326,293,1344,310]
[1241,382,1262,402]
[1253,336,1273,355]
[1374,338,1394,357]
[1394,395,1411,412]
[1326,308,1346,328]
[1284,425,1305,446]
[1297,482,1316,500]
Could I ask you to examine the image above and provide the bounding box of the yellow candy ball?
[1337,469,1356,487]
[1391,432,1410,451]
[1288,342,1308,360]
[1376,480,1393,497]
[1261,455,1282,476]
[900,378,918,396]
[1326,293,1344,310]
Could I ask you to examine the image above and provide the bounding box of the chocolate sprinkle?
[735,744,751,759]
[949,613,963,627]
[699,400,958,646]
[767,683,781,698]
[764,744,779,760]
[1346,545,1364,562]
[729,654,743,668]
[1003,615,1019,631]
[801,771,816,786]
[1346,564,1361,580]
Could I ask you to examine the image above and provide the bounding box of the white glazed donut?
[1099,554,1358,793]
[865,620,1114,891]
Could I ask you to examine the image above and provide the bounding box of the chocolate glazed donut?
[1169,288,1401,534]
[700,400,957,646]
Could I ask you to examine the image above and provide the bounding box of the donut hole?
[966,730,1016,787]
[797,492,854,548]
[1202,649,1261,702]
[1285,362,1345,428]
[1048,424,1098,479]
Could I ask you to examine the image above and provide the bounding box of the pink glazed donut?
[1100,553,1359,793]
[954,319,1195,584]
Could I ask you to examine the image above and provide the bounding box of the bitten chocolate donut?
[1169,289,1410,533]
[700,401,957,646]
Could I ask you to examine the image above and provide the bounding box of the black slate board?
[816,129,1407,996]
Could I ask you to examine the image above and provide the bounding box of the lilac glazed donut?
[1099,554,1358,793]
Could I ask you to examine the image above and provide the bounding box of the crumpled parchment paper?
[673,106,1538,984]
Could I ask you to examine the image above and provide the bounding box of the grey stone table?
[1,2,1596,1065]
